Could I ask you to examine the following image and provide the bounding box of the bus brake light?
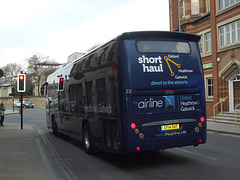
[165,90,174,93]
[131,123,136,129]
[200,117,205,122]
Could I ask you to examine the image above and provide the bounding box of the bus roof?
[117,31,201,42]
[48,31,201,80]
[77,31,200,62]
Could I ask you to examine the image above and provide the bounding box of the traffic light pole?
[12,97,14,112]
[17,73,26,129]
[20,92,23,129]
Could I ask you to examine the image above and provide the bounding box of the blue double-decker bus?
[44,31,206,154]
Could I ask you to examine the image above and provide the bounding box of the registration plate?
[161,124,180,131]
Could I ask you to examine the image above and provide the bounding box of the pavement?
[207,121,240,135]
[0,109,51,180]
[0,109,240,180]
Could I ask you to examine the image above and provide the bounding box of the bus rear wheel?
[83,123,94,154]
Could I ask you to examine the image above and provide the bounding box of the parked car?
[14,101,21,108]
[23,101,34,108]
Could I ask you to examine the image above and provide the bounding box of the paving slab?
[0,123,50,180]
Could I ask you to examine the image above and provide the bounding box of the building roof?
[0,83,14,87]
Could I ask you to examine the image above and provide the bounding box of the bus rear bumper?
[123,134,206,153]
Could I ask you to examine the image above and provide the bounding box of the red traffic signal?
[17,74,26,92]
[58,77,64,91]
[19,75,24,80]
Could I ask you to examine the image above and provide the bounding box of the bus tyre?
[52,117,58,136]
[83,124,94,154]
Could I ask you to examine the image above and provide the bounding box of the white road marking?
[176,148,217,161]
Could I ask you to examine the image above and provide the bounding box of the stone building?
[169,0,240,117]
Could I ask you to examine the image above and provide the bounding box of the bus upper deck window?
[136,41,191,54]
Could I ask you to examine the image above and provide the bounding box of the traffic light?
[58,77,64,91]
[17,74,26,92]
[9,87,15,96]
[0,69,3,78]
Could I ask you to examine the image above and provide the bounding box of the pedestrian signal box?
[17,74,26,92]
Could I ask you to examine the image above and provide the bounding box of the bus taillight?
[131,123,136,129]
[165,90,174,93]
[136,147,140,151]
[200,117,205,122]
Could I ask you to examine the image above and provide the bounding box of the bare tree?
[1,63,23,83]
[26,54,44,73]
[26,54,57,96]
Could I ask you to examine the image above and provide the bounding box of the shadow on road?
[95,150,193,171]
[54,131,193,171]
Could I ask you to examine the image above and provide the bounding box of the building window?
[220,20,240,48]
[198,35,203,54]
[219,0,240,11]
[226,24,231,45]
[181,0,185,18]
[206,32,212,52]
[206,0,210,12]
[198,31,212,55]
[232,23,236,44]
[191,0,199,15]
[237,20,240,42]
[233,74,240,81]
[220,26,225,46]
[207,78,213,98]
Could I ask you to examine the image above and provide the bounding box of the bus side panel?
[46,78,59,129]
[58,41,123,152]
[89,117,122,153]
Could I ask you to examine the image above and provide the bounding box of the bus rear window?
[136,41,191,54]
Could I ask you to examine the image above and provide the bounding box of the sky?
[0,0,170,68]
